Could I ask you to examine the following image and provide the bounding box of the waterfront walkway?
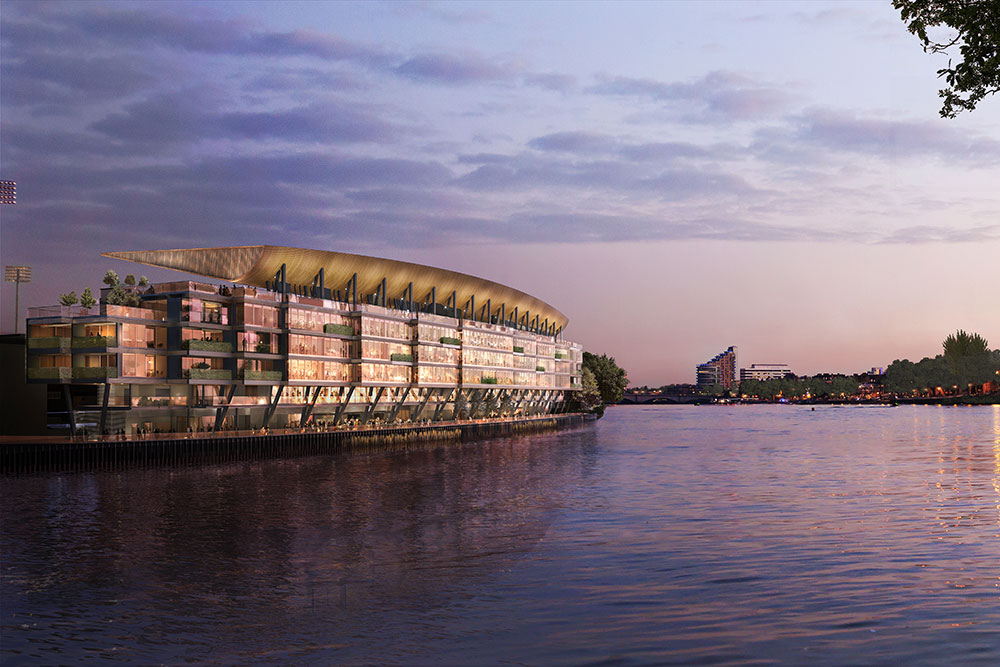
[0,413,593,474]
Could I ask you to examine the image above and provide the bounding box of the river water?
[2,405,999,664]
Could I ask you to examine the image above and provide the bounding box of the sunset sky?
[2,0,998,385]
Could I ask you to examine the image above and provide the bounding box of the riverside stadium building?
[24,246,583,436]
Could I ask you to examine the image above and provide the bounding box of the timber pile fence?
[0,414,592,474]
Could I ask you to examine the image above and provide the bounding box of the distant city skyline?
[2,1,998,385]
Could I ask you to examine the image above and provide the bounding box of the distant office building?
[0,181,15,205]
[696,346,737,391]
[740,363,793,382]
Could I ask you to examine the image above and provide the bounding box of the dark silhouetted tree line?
[739,374,861,401]
[883,330,1000,394]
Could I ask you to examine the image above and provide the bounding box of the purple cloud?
[395,53,517,84]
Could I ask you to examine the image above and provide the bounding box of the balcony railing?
[27,367,72,380]
[27,336,70,349]
[324,323,355,336]
[182,339,233,353]
[28,305,94,319]
[73,366,118,379]
[186,368,233,381]
[71,336,117,348]
[242,369,283,382]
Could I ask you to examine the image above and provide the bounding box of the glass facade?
[26,272,581,435]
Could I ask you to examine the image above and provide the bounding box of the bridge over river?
[618,392,713,405]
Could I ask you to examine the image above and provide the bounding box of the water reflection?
[3,406,998,664]
[2,431,596,663]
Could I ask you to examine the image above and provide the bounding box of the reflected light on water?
[2,405,999,664]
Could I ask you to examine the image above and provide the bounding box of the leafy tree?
[582,352,628,404]
[80,288,97,309]
[59,291,78,306]
[102,269,143,307]
[894,0,1000,117]
[943,329,989,357]
[698,382,723,397]
[578,367,604,416]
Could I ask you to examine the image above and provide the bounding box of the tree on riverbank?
[739,374,860,401]
[577,368,604,417]
[883,330,1000,394]
[583,352,628,405]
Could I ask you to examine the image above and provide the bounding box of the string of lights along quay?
[24,246,583,437]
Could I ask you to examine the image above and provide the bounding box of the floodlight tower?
[5,265,32,334]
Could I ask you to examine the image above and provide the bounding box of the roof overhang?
[102,245,569,329]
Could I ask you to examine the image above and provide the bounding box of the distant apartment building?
[740,363,793,383]
[696,346,737,391]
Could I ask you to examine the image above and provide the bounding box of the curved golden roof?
[102,245,568,329]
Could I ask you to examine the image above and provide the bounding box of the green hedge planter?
[536,365,546,372]
[187,368,233,380]
[324,323,355,336]
[27,336,69,349]
[390,353,414,363]
[71,336,117,348]
[513,346,524,353]
[439,336,461,346]
[243,369,283,381]
[182,339,233,353]
[27,367,73,380]
[480,377,499,384]
[555,352,567,359]
[73,366,118,379]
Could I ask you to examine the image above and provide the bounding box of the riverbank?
[0,413,595,474]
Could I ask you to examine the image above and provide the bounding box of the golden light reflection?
[993,405,1000,531]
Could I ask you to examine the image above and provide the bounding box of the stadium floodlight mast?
[5,265,32,334]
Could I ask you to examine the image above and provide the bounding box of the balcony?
[73,366,118,379]
[27,336,70,350]
[324,323,355,336]
[186,368,233,381]
[27,367,72,381]
[242,369,283,382]
[182,339,234,353]
[71,335,117,348]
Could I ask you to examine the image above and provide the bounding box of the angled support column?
[412,387,436,421]
[432,388,452,421]
[512,389,527,415]
[361,386,386,424]
[300,385,322,426]
[333,385,355,426]
[62,384,77,437]
[387,385,413,423]
[262,384,284,428]
[213,383,238,433]
[99,381,111,435]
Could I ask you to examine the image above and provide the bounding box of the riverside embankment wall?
[0,414,593,474]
